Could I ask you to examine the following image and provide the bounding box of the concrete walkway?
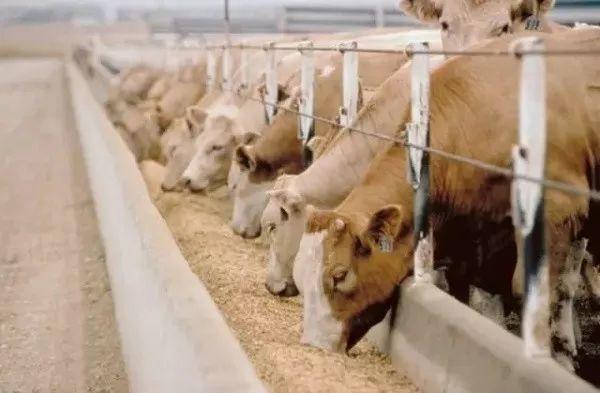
[0,58,128,393]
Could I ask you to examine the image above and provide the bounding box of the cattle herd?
[92,0,600,385]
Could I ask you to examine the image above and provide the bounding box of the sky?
[0,0,399,6]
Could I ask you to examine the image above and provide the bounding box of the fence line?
[213,85,600,202]
[205,42,600,57]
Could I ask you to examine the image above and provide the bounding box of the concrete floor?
[0,58,128,393]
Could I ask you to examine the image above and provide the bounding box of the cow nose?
[265,282,299,297]
[179,177,191,188]
[240,228,261,239]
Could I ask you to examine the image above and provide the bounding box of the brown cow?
[297,30,600,372]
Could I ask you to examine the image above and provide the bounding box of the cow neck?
[336,143,415,229]
[254,106,302,170]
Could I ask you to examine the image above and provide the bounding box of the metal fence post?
[265,42,278,124]
[511,37,550,358]
[206,48,217,92]
[222,44,233,92]
[340,41,359,128]
[407,42,434,285]
[239,42,249,93]
[298,41,315,166]
[165,36,178,72]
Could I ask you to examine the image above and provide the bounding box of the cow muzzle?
[265,281,299,297]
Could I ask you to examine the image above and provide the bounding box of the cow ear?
[277,83,290,103]
[267,189,306,216]
[512,0,555,21]
[398,0,441,22]
[185,106,207,137]
[307,209,339,233]
[240,131,261,145]
[363,205,404,253]
[257,82,290,103]
[305,136,326,155]
[235,144,257,172]
[535,0,555,15]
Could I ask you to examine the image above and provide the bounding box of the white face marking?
[182,115,234,191]
[293,231,324,295]
[229,162,272,238]
[160,121,195,190]
[299,231,345,351]
[263,194,307,295]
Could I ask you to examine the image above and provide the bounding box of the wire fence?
[217,84,600,201]
[207,42,600,56]
[205,42,600,203]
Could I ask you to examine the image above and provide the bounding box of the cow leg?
[469,285,505,326]
[512,256,525,298]
[550,238,588,372]
[583,250,600,301]
[433,266,450,293]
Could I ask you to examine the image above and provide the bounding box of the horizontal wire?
[206,43,600,57]
[216,84,600,202]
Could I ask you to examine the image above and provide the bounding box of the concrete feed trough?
[67,61,266,393]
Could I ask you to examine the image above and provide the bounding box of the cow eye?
[211,145,224,152]
[280,207,289,222]
[440,21,449,31]
[501,23,511,34]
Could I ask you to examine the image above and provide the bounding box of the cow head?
[231,96,304,239]
[181,106,240,193]
[297,205,412,352]
[228,132,268,239]
[399,0,556,52]
[261,186,306,296]
[160,107,206,191]
[120,68,158,104]
[146,75,172,101]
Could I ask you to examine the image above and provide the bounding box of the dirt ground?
[155,190,418,393]
[0,58,128,393]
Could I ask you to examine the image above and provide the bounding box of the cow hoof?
[265,282,299,297]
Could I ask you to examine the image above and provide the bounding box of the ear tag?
[378,235,393,253]
[525,15,541,31]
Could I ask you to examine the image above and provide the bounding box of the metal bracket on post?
[511,37,550,359]
[407,42,433,285]
[206,48,217,92]
[264,42,278,124]
[222,44,233,93]
[339,41,359,128]
[298,41,315,166]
